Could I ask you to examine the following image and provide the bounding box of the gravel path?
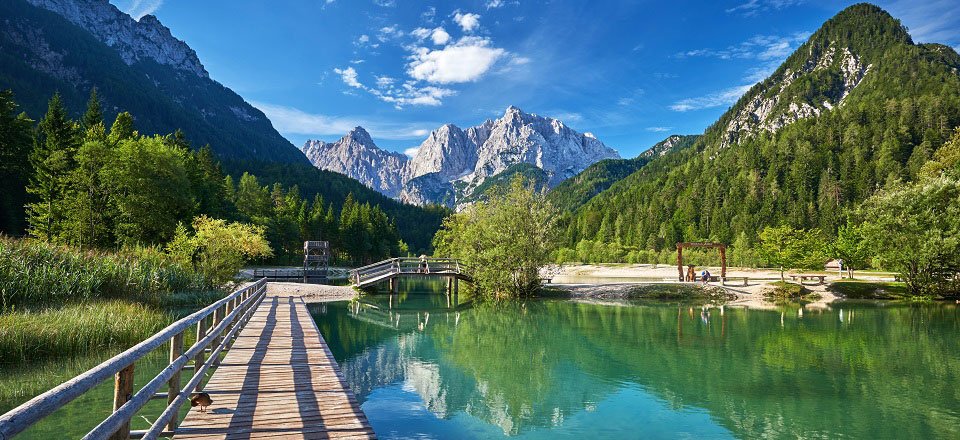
[266,282,358,302]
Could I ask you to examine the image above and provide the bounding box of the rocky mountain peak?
[344,126,376,146]
[26,0,208,77]
[302,107,620,208]
[301,127,409,198]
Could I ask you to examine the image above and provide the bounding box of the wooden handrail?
[349,258,472,287]
[0,279,268,440]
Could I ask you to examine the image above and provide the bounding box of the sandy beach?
[547,263,890,309]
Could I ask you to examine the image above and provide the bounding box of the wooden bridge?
[0,279,374,439]
[349,258,472,292]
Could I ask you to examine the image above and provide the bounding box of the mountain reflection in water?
[309,286,960,439]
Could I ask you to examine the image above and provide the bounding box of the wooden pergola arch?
[676,242,726,281]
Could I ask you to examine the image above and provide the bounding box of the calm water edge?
[310,285,960,439]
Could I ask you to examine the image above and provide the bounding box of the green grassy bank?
[0,237,225,364]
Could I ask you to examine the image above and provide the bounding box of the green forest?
[0,89,424,266]
[558,5,960,272]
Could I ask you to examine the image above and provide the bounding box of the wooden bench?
[722,277,749,287]
[789,274,826,285]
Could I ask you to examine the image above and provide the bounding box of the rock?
[302,106,620,208]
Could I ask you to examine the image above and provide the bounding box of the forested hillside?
[561,4,960,260]
[0,90,445,263]
[548,135,698,212]
[0,0,449,254]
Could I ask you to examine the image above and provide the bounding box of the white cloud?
[431,28,451,45]
[334,67,362,88]
[486,0,505,8]
[252,102,433,140]
[356,34,370,45]
[676,32,810,61]
[411,28,431,40]
[373,0,396,6]
[412,27,451,45]
[375,75,395,88]
[377,25,404,42]
[726,0,805,16]
[350,59,365,64]
[331,66,457,107]
[421,6,437,23]
[408,36,506,83]
[883,0,960,45]
[550,111,583,123]
[670,84,754,112]
[618,97,635,106]
[646,127,673,132]
[118,0,163,20]
[453,11,482,33]
[375,83,456,107]
[404,146,421,157]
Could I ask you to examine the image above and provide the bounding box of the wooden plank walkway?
[175,293,375,439]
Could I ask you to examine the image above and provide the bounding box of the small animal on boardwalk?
[190,392,213,412]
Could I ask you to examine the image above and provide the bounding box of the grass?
[0,237,227,364]
[764,281,823,302]
[0,237,216,311]
[0,301,171,364]
[829,280,911,300]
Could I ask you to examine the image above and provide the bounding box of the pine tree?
[81,87,103,130]
[0,90,34,234]
[26,93,78,241]
[62,124,113,248]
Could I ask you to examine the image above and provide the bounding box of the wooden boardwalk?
[174,293,375,439]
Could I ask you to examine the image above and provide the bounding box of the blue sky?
[109,0,960,158]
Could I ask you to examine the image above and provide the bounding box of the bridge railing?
[0,279,268,440]
[349,258,470,286]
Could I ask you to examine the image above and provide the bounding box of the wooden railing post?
[212,306,225,366]
[108,363,135,440]
[166,331,184,431]
[194,317,207,391]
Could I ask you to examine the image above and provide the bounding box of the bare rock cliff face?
[721,43,870,147]
[301,127,410,198]
[302,107,620,208]
[25,0,207,77]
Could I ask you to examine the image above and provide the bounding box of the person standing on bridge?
[419,255,429,274]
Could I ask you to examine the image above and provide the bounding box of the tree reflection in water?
[310,285,960,439]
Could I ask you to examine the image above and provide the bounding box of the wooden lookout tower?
[303,241,330,283]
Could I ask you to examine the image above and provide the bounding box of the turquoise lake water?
[309,287,960,439]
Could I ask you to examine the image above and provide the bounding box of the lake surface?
[310,287,960,439]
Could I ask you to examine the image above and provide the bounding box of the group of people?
[685,264,712,284]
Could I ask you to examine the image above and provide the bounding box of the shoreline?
[547,263,851,309]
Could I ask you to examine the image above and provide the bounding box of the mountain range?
[0,0,306,163]
[301,106,621,207]
[0,0,450,252]
[4,0,958,257]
